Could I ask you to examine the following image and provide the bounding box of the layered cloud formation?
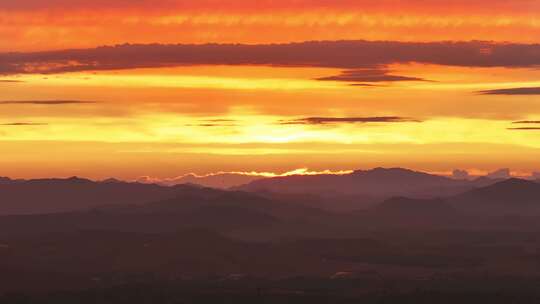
[2,41,540,75]
[2,0,540,52]
[2,1,540,179]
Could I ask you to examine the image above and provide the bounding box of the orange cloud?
[2,1,540,51]
[2,1,539,13]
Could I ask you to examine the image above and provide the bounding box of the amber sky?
[1,0,540,179]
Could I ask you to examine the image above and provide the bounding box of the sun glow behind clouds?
[6,64,540,93]
[2,112,540,154]
[2,0,540,178]
[4,73,340,91]
[3,64,540,149]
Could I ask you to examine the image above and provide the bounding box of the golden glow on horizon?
[2,65,540,151]
[1,113,540,151]
[2,1,540,178]
[3,73,341,91]
[1,139,539,180]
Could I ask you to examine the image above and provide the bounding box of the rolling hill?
[451,178,540,216]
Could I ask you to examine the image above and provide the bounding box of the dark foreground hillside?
[4,278,540,304]
[2,175,540,302]
[3,228,540,302]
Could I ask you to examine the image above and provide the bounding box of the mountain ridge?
[451,178,540,216]
[235,167,501,199]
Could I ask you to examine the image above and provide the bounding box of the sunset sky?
[1,0,540,180]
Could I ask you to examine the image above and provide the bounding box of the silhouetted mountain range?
[138,173,265,189]
[0,180,334,239]
[235,167,501,199]
[0,171,538,240]
[1,169,537,216]
[0,177,201,215]
[2,170,540,297]
[370,197,458,218]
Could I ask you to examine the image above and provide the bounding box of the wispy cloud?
[478,87,540,95]
[280,116,422,125]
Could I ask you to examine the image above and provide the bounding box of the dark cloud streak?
[0,122,48,126]
[0,100,97,105]
[349,83,381,87]
[512,120,540,124]
[185,119,239,127]
[478,87,540,95]
[316,69,429,82]
[2,41,540,75]
[281,116,422,125]
[0,79,24,83]
[185,124,238,127]
[508,127,540,130]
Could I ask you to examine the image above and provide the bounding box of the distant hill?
[129,188,326,220]
[85,187,329,232]
[140,173,265,189]
[0,177,206,215]
[236,167,497,199]
[372,197,457,216]
[0,180,333,238]
[359,197,459,227]
[451,178,540,216]
[0,169,507,215]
